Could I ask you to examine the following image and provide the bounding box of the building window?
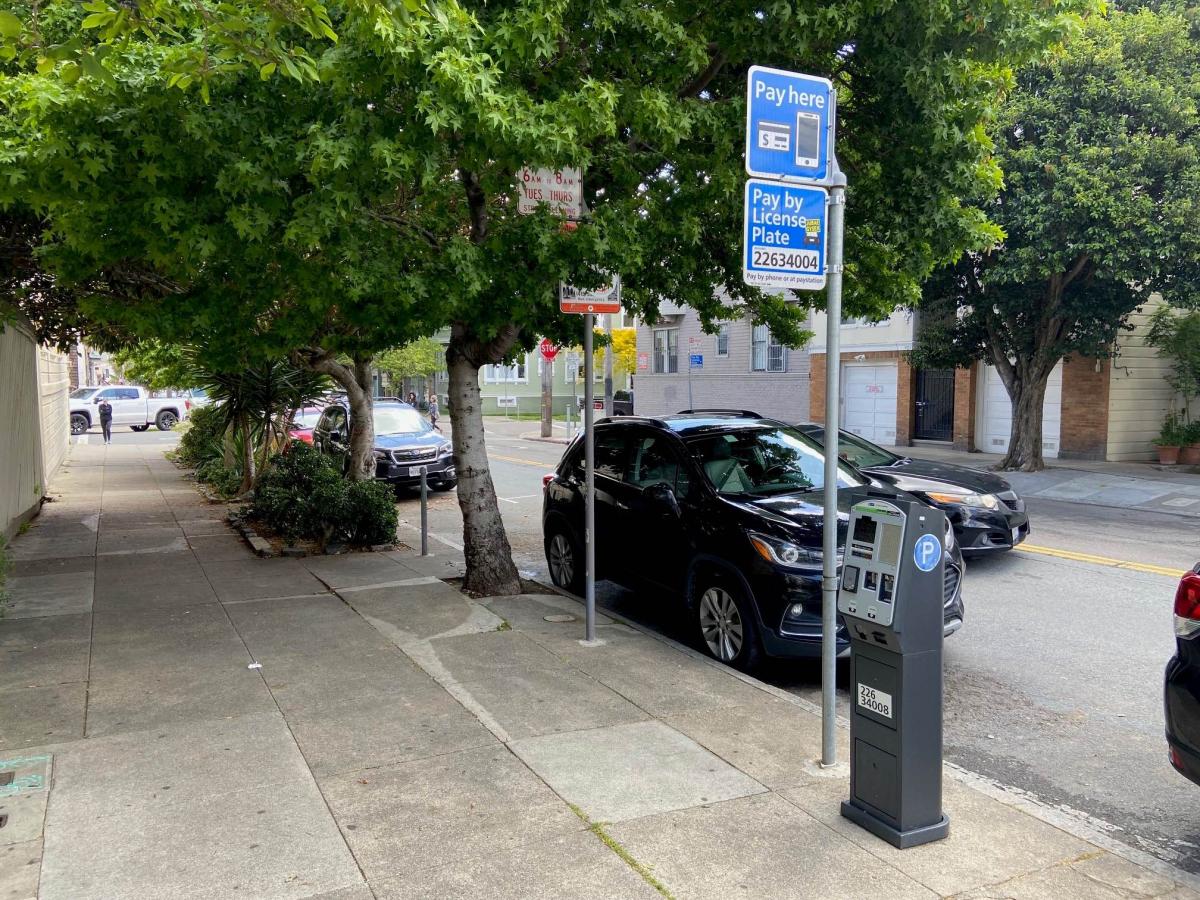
[653,329,678,374]
[751,325,786,372]
[841,314,873,327]
[716,323,730,357]
[483,357,528,383]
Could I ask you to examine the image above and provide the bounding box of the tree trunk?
[998,373,1050,472]
[236,411,256,495]
[447,337,522,596]
[297,350,376,481]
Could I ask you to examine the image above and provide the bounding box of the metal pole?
[821,167,848,767]
[583,315,596,641]
[541,354,553,437]
[603,313,614,417]
[420,466,429,556]
[687,358,694,409]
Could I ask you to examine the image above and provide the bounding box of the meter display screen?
[878,522,902,564]
[853,516,877,546]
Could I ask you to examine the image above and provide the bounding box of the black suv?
[313,399,456,490]
[542,412,964,670]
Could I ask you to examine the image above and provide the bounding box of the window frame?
[716,323,730,357]
[750,325,786,373]
[653,328,679,375]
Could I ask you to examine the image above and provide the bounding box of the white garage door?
[841,363,898,445]
[980,362,1062,458]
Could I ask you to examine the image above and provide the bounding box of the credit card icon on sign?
[757,121,791,153]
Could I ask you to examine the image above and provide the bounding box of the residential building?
[634,299,811,421]
[807,297,1183,462]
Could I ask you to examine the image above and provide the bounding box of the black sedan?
[1166,563,1200,787]
[313,399,456,490]
[795,425,1030,556]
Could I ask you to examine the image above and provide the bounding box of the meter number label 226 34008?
[857,683,893,719]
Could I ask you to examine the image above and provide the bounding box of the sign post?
[560,281,620,645]
[743,65,844,768]
[539,339,558,438]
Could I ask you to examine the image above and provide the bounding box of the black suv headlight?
[747,531,822,570]
[438,443,454,457]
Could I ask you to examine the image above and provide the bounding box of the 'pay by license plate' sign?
[857,683,893,719]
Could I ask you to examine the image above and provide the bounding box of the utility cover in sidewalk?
[510,720,765,823]
[543,614,576,623]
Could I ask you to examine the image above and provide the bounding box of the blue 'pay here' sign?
[745,66,835,183]
[743,179,828,291]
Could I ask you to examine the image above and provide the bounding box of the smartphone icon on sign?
[794,111,821,169]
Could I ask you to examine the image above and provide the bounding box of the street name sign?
[518,167,583,218]
[559,275,622,315]
[743,179,828,290]
[745,66,835,183]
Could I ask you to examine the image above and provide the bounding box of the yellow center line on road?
[1017,543,1187,578]
[491,453,553,469]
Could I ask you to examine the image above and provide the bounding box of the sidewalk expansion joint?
[566,802,676,900]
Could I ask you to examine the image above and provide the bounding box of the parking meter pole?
[604,313,614,418]
[419,467,429,557]
[821,168,848,768]
[583,315,597,642]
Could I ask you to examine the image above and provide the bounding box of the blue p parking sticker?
[913,533,942,573]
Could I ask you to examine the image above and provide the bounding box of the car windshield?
[374,407,430,435]
[688,425,863,496]
[70,388,98,399]
[292,409,323,428]
[806,426,900,468]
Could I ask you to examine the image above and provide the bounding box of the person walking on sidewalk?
[428,393,441,432]
[98,397,113,444]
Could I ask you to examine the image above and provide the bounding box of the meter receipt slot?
[838,496,949,848]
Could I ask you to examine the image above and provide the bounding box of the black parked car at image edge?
[312,398,456,490]
[795,424,1030,556]
[1166,563,1200,787]
[541,411,964,671]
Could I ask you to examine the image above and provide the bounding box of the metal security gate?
[914,369,955,441]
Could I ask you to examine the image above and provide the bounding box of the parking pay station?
[838,494,950,848]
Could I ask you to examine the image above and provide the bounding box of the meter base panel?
[840,801,950,849]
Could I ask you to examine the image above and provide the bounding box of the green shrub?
[195,459,242,497]
[250,441,395,546]
[177,404,226,467]
[345,480,399,546]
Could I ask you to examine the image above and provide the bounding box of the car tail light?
[1175,570,1200,638]
[542,473,555,489]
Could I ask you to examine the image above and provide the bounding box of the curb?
[534,578,1200,893]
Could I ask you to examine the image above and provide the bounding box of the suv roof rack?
[594,415,668,428]
[675,408,762,418]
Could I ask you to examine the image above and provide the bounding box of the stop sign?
[539,338,559,361]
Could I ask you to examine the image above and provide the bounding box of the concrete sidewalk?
[2,443,1197,899]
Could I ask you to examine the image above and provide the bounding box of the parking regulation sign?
[743,179,827,290]
[745,66,835,183]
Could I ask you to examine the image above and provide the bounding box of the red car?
[288,407,324,445]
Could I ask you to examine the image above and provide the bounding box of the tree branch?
[677,45,726,99]
[460,169,488,245]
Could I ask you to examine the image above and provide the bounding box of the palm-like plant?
[188,351,330,495]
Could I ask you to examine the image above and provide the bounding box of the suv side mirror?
[645,482,681,517]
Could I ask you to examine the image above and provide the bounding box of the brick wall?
[1060,355,1110,460]
[952,365,977,452]
[895,355,915,446]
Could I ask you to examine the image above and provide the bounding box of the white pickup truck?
[69,386,188,435]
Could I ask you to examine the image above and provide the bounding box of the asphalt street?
[73,420,1200,875]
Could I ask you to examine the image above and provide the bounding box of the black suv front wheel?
[694,576,761,672]
[545,522,584,596]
